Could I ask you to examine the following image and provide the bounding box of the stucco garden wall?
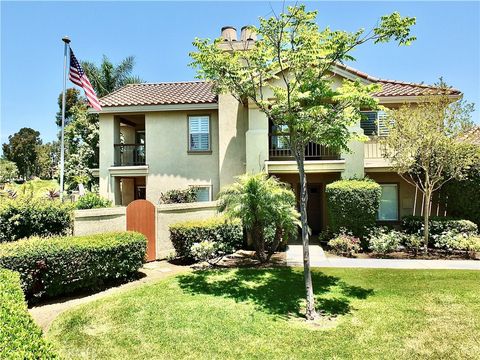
[155,201,219,259]
[73,207,126,236]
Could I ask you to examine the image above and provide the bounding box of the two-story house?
[93,26,461,234]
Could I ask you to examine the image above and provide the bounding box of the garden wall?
[156,201,219,258]
[73,202,219,259]
[73,207,126,236]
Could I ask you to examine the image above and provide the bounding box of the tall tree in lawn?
[190,5,416,320]
[36,142,60,180]
[81,55,143,97]
[2,128,42,180]
[381,86,479,250]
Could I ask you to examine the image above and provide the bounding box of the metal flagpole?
[60,36,71,202]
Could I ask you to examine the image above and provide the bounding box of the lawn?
[4,179,58,198]
[47,268,480,360]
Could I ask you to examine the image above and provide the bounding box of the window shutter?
[189,116,210,151]
[377,111,390,136]
[360,112,377,136]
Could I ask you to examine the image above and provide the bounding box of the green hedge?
[326,179,382,240]
[0,269,58,359]
[0,197,73,242]
[170,217,243,260]
[402,216,478,243]
[0,232,146,299]
[75,192,112,209]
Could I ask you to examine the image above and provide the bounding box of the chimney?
[221,26,237,41]
[240,26,256,42]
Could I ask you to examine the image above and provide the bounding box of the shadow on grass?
[177,268,373,318]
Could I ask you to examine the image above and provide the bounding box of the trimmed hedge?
[0,232,146,299]
[402,216,478,241]
[326,179,382,240]
[0,269,58,359]
[170,217,243,260]
[0,197,73,242]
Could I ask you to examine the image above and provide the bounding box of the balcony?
[364,140,391,170]
[114,144,146,166]
[269,134,340,161]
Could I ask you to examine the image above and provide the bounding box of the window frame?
[360,110,389,137]
[187,115,212,154]
[190,185,212,202]
[377,183,400,222]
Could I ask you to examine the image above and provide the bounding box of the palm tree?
[218,173,300,262]
[81,55,143,97]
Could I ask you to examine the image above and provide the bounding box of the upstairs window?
[271,124,289,150]
[360,111,389,136]
[189,116,210,152]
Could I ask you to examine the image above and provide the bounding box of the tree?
[36,142,60,179]
[55,88,82,127]
[0,159,18,184]
[81,55,143,97]
[381,88,479,249]
[2,128,42,179]
[218,173,300,262]
[190,5,415,319]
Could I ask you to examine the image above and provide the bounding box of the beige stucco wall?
[246,106,269,173]
[218,94,247,189]
[99,114,120,203]
[73,207,126,236]
[145,110,220,204]
[155,201,219,258]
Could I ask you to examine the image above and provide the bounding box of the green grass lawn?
[5,179,58,198]
[47,268,480,360]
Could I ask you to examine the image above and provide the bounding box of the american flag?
[69,49,102,111]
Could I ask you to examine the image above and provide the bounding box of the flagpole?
[60,36,70,202]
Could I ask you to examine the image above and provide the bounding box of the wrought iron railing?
[113,144,146,166]
[269,134,340,160]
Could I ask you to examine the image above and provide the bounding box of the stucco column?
[99,114,120,202]
[218,94,247,189]
[245,107,269,173]
[341,123,365,179]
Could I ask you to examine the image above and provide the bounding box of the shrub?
[326,179,382,242]
[0,269,58,358]
[75,192,112,209]
[433,231,480,256]
[159,188,197,204]
[170,217,243,260]
[328,231,360,257]
[368,228,402,254]
[190,240,220,262]
[0,232,146,299]
[403,233,423,255]
[402,216,478,245]
[0,197,73,242]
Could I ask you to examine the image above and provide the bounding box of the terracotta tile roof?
[334,63,462,97]
[460,126,480,146]
[99,81,217,107]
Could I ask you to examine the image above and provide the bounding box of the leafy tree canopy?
[2,128,42,180]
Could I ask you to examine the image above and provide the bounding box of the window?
[378,184,399,221]
[193,186,211,202]
[189,116,210,151]
[271,124,289,150]
[360,111,389,136]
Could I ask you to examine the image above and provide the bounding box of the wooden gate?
[126,200,156,261]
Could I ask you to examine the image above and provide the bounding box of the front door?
[306,184,322,234]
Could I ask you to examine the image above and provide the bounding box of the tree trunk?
[252,225,267,263]
[296,153,317,320]
[423,190,431,254]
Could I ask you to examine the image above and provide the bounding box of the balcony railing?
[269,134,340,160]
[114,144,146,166]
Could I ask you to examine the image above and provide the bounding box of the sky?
[1,1,479,148]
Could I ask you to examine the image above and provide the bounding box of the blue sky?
[1,1,479,147]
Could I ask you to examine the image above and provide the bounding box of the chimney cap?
[221,26,236,31]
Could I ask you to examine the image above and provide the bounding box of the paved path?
[286,244,480,270]
[29,261,189,331]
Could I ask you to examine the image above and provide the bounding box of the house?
[93,26,462,233]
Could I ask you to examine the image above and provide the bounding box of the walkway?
[29,261,188,331]
[286,244,480,270]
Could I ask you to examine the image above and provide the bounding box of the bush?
[328,231,360,257]
[0,269,58,358]
[326,179,382,242]
[433,231,480,256]
[0,232,146,299]
[0,197,73,242]
[75,192,112,209]
[402,216,478,245]
[159,188,197,204]
[170,217,243,261]
[190,240,220,262]
[368,228,402,254]
[403,233,423,255]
